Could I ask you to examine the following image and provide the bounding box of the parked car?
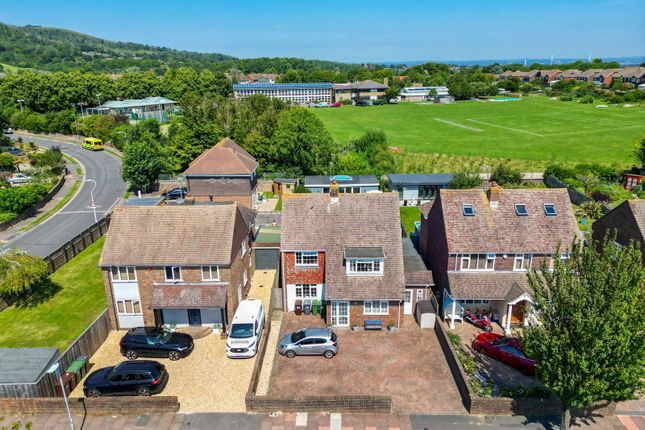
[331,101,341,107]
[226,299,265,358]
[83,360,168,397]
[161,187,187,200]
[119,327,194,361]
[315,102,329,108]
[3,128,13,134]
[7,147,24,156]
[8,173,32,185]
[372,100,385,105]
[356,100,373,107]
[388,98,400,104]
[278,327,338,358]
[472,333,536,375]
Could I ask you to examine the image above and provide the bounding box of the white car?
[2,128,13,134]
[8,173,32,185]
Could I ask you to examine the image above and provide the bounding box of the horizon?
[0,0,643,64]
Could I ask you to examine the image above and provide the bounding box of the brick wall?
[193,194,253,208]
[246,394,391,413]
[283,252,325,284]
[324,300,401,328]
[0,396,179,416]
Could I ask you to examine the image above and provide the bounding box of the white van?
[226,299,265,358]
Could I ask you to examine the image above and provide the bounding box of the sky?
[0,0,643,63]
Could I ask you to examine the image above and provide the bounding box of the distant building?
[304,175,380,194]
[400,86,453,103]
[557,69,583,80]
[614,67,645,86]
[232,82,334,105]
[239,73,278,84]
[333,80,389,102]
[87,96,177,122]
[592,200,645,265]
[387,174,454,205]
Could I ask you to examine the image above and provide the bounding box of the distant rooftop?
[233,82,334,90]
[388,173,454,186]
[304,175,379,187]
[96,96,176,110]
[0,348,60,384]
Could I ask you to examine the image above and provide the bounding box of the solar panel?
[544,203,557,216]
[462,204,475,216]
[515,204,528,216]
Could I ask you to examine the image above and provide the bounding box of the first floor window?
[513,254,532,271]
[348,258,383,275]
[165,266,182,281]
[295,284,317,298]
[201,265,219,281]
[116,300,141,314]
[295,251,318,266]
[111,266,136,281]
[364,300,389,315]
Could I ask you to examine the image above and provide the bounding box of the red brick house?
[281,192,406,328]
[184,138,259,208]
[419,184,580,334]
[99,204,254,330]
[592,200,645,265]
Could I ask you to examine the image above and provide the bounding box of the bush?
[559,95,573,101]
[576,201,603,219]
[545,164,577,182]
[29,147,65,175]
[0,249,49,297]
[450,171,482,189]
[294,184,311,193]
[579,95,594,104]
[0,184,48,216]
[590,183,631,202]
[340,99,353,105]
[491,163,522,186]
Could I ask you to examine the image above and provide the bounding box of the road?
[1,133,126,257]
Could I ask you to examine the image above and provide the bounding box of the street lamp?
[77,102,85,117]
[96,93,102,107]
[47,362,75,430]
[84,179,98,223]
[16,99,24,113]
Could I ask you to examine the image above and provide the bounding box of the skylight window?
[515,204,528,216]
[544,203,557,216]
[462,204,475,216]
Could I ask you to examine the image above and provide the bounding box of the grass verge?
[20,179,81,232]
[275,197,283,212]
[400,206,421,236]
[0,236,107,351]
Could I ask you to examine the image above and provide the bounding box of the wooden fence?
[44,214,111,274]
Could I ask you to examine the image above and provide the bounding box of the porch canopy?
[151,284,227,309]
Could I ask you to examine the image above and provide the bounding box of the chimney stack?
[330,179,339,204]
[487,181,500,209]
[383,77,389,87]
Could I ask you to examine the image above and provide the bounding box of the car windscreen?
[498,345,527,358]
[229,323,254,339]
[291,330,306,343]
[156,331,173,344]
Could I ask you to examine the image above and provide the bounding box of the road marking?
[57,210,107,215]
[466,119,544,136]
[434,118,482,132]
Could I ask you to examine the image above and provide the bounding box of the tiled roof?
[98,96,176,109]
[184,138,258,176]
[333,80,389,90]
[151,284,227,309]
[99,204,243,267]
[402,238,433,286]
[388,173,454,186]
[281,193,405,300]
[447,272,532,301]
[434,187,580,253]
[304,175,379,187]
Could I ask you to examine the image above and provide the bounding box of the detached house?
[281,191,406,328]
[184,138,259,208]
[419,184,580,334]
[99,204,254,330]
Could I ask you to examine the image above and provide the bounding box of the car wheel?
[86,389,101,398]
[285,350,296,358]
[168,351,181,361]
[476,345,487,355]
[125,350,138,360]
[323,350,335,359]
[137,387,151,396]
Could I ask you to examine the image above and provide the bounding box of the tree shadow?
[13,278,62,308]
[521,415,559,430]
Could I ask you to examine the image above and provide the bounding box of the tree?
[633,137,645,168]
[491,163,523,186]
[449,171,482,189]
[522,237,645,429]
[0,153,16,172]
[499,76,521,92]
[0,249,49,297]
[576,201,603,219]
[121,135,162,192]
[271,108,335,175]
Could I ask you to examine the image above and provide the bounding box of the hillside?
[0,22,351,74]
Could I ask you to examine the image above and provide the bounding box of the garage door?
[255,249,279,270]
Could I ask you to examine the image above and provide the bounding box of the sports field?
[314,97,645,165]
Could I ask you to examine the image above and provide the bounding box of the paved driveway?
[267,313,466,414]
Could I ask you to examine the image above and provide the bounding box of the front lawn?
[400,206,421,236]
[0,236,107,351]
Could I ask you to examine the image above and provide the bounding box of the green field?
[0,237,106,351]
[314,97,645,166]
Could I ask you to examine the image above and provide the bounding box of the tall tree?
[121,134,162,192]
[522,237,645,430]
[0,249,49,297]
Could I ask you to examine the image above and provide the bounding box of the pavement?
[4,411,639,430]
[0,133,126,257]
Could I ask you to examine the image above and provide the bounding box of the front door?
[188,309,202,326]
[511,301,526,324]
[330,301,349,327]
[404,290,413,315]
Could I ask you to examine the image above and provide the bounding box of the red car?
[472,333,536,375]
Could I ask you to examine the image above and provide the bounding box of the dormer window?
[462,204,475,216]
[515,204,528,216]
[544,203,557,216]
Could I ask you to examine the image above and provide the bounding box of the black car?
[83,360,168,397]
[161,187,187,200]
[119,327,194,361]
[372,100,385,105]
[356,100,373,107]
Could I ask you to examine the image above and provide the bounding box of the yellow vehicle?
[82,137,104,151]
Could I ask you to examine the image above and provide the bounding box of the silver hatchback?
[278,328,338,359]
